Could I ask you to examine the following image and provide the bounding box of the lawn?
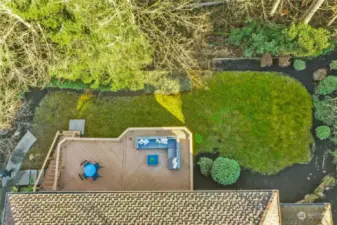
[23,71,313,174]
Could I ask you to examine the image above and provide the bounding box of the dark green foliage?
[197,157,214,177]
[330,60,337,70]
[228,20,333,57]
[293,59,306,71]
[211,157,240,185]
[313,95,337,125]
[315,126,331,140]
[316,76,337,95]
[27,72,313,174]
[228,20,295,57]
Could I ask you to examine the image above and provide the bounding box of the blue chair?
[92,173,99,180]
[83,173,88,179]
[94,163,101,170]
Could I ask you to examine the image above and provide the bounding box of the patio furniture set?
[79,160,102,180]
[136,136,181,170]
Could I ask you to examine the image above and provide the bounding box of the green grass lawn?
[23,71,313,174]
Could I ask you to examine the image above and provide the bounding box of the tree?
[300,0,326,24]
[0,2,53,130]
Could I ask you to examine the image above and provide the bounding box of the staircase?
[38,131,80,191]
[39,150,62,191]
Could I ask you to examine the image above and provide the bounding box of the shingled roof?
[280,203,333,225]
[3,191,280,225]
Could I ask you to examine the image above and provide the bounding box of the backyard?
[24,71,313,175]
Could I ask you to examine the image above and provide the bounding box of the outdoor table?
[84,163,97,177]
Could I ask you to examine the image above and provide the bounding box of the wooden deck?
[57,128,192,191]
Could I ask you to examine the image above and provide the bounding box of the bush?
[228,20,295,57]
[197,157,214,177]
[316,76,337,95]
[313,95,337,125]
[278,55,292,67]
[315,126,331,140]
[293,59,306,71]
[260,53,273,67]
[330,60,337,70]
[228,20,333,57]
[285,23,333,57]
[211,157,240,185]
[48,79,111,92]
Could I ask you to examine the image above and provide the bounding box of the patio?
[52,127,192,191]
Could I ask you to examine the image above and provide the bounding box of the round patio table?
[84,163,97,177]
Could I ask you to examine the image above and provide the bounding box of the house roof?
[4,190,280,225]
[280,203,333,225]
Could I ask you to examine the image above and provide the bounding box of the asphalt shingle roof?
[280,203,333,225]
[4,191,278,225]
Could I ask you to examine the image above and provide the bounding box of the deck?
[55,128,192,191]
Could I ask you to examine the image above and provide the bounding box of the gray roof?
[4,191,279,225]
[280,203,333,225]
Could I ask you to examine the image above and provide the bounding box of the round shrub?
[315,126,331,140]
[316,76,337,95]
[293,59,306,71]
[211,157,240,186]
[197,157,213,177]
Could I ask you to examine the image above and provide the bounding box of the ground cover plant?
[25,72,313,174]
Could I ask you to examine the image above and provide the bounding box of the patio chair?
[78,174,84,180]
[94,163,102,170]
[92,173,100,180]
[80,160,88,166]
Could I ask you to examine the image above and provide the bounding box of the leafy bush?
[228,20,333,57]
[211,157,240,185]
[330,60,337,70]
[293,59,306,71]
[313,95,337,125]
[316,76,337,95]
[285,23,332,57]
[315,126,331,140]
[228,20,295,57]
[197,157,214,177]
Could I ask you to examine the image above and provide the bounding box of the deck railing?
[33,131,61,192]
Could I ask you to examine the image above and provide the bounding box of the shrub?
[316,76,337,95]
[313,68,328,82]
[278,55,292,67]
[197,157,214,177]
[211,157,240,185]
[313,95,337,125]
[228,20,333,57]
[293,59,306,71]
[228,20,295,57]
[315,126,331,140]
[330,60,337,70]
[285,23,333,57]
[260,53,273,67]
[48,79,111,92]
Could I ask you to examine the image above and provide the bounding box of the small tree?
[211,157,240,186]
[197,157,213,177]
